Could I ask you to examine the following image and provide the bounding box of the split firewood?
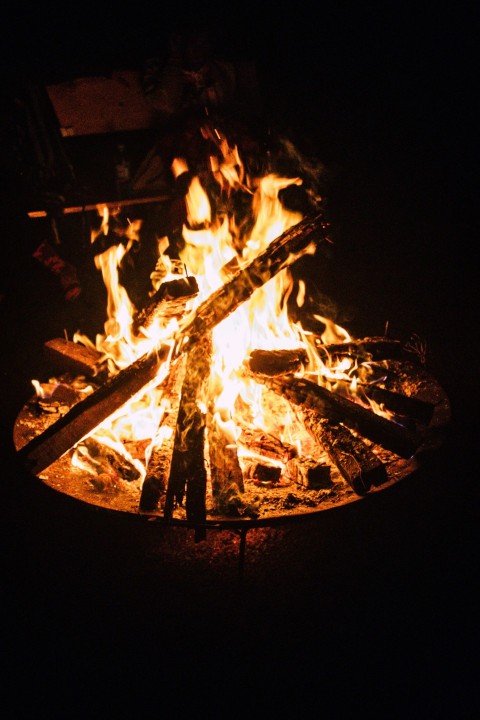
[132,275,199,334]
[207,408,245,515]
[296,458,332,489]
[315,336,404,362]
[237,425,297,464]
[247,348,309,376]
[138,355,188,514]
[263,375,421,459]
[43,338,107,381]
[164,334,212,527]
[301,411,388,495]
[17,210,327,475]
[346,381,434,425]
[74,435,143,483]
[244,461,282,485]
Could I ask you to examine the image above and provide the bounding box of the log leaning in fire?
[301,411,388,494]
[17,210,327,475]
[164,335,212,526]
[138,355,188,513]
[264,376,421,459]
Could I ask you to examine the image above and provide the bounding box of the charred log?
[237,425,297,464]
[315,336,404,362]
[132,275,199,334]
[43,338,107,381]
[75,435,142,483]
[247,348,309,376]
[17,211,327,475]
[264,375,421,459]
[301,412,388,495]
[139,355,188,513]
[164,335,212,530]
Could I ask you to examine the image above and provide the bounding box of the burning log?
[207,409,245,515]
[132,275,199,334]
[138,355,188,513]
[348,381,434,425]
[301,412,388,494]
[315,336,404,362]
[164,335,212,528]
[264,375,421,459]
[247,348,309,376]
[237,425,298,464]
[75,435,143,483]
[297,458,332,489]
[43,338,107,380]
[17,211,327,475]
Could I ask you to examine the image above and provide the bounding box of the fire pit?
[13,127,451,534]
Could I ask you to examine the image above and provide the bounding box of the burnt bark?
[301,411,388,494]
[43,338,107,380]
[132,275,199,334]
[315,336,404,362]
[264,375,421,459]
[247,348,309,376]
[164,335,212,529]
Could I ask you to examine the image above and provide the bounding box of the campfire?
[14,125,450,529]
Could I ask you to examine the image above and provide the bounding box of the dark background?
[1,2,478,716]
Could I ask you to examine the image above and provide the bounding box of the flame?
[46,128,378,487]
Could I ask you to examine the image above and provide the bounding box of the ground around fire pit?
[1,5,478,716]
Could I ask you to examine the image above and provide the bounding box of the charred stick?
[237,425,297,464]
[164,335,212,526]
[264,376,421,459]
[175,210,326,350]
[207,409,244,514]
[17,211,326,475]
[247,348,309,376]
[132,275,199,334]
[328,378,435,426]
[139,355,188,514]
[315,336,404,362]
[17,344,173,475]
[301,411,388,495]
[43,338,107,381]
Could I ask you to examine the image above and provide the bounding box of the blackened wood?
[43,338,106,380]
[332,378,435,425]
[133,275,199,333]
[363,384,434,425]
[297,458,332,489]
[17,344,173,475]
[237,425,297,463]
[302,412,388,494]
[265,376,421,459]
[175,210,327,349]
[17,211,326,475]
[244,462,282,484]
[247,348,309,376]
[207,410,244,514]
[139,355,188,513]
[315,337,404,362]
[164,335,212,525]
[75,436,142,482]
